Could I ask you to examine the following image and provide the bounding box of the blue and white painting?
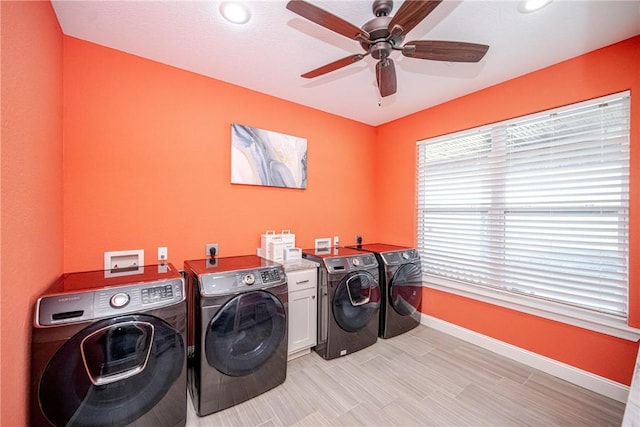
[231,124,307,189]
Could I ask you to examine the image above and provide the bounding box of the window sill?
[423,275,640,342]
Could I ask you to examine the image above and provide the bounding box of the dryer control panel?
[199,266,286,296]
[36,278,185,327]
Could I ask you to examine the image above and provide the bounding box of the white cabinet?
[285,267,317,360]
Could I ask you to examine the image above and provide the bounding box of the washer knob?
[402,252,410,260]
[243,273,256,285]
[110,292,130,308]
[352,258,361,267]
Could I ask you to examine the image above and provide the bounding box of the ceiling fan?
[286,0,489,98]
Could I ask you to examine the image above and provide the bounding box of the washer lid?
[46,263,182,295]
[349,243,411,253]
[184,255,279,275]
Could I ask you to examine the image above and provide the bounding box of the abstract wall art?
[231,123,307,189]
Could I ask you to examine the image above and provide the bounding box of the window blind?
[417,92,630,318]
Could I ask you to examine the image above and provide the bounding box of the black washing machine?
[184,255,288,416]
[350,243,422,338]
[30,264,187,427]
[303,247,380,360]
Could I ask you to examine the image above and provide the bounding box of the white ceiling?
[51,0,640,126]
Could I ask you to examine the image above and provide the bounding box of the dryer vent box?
[104,250,144,277]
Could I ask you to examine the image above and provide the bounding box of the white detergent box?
[260,230,296,261]
[280,230,296,249]
[284,247,302,261]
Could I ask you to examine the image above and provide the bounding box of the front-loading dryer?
[184,255,288,416]
[30,264,187,427]
[303,247,380,360]
[349,243,422,338]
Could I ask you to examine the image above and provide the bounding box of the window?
[417,92,636,339]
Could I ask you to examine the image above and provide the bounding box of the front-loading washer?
[30,263,187,427]
[349,243,422,338]
[303,247,380,360]
[184,255,288,416]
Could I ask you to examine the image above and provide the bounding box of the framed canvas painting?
[231,123,307,189]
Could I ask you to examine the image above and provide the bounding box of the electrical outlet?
[158,246,168,262]
[333,236,340,247]
[206,243,219,258]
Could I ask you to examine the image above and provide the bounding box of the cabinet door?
[288,287,317,354]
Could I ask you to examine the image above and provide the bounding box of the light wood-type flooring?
[186,325,625,426]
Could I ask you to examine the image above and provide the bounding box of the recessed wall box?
[104,249,144,278]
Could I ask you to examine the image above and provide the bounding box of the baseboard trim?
[420,314,630,403]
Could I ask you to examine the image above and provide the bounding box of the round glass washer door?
[389,262,422,316]
[333,271,380,332]
[38,314,184,427]
[205,290,286,377]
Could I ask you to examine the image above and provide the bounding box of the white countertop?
[280,258,319,272]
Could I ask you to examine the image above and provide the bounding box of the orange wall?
[62,37,378,272]
[0,1,64,425]
[375,36,640,385]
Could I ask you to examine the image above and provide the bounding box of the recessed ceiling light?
[220,2,251,24]
[519,0,553,13]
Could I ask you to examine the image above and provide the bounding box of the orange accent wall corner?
[1,2,64,425]
[375,35,640,385]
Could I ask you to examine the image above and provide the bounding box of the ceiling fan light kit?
[286,0,490,98]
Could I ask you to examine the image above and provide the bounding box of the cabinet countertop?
[280,259,319,272]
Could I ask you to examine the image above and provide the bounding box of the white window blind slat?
[417,91,630,319]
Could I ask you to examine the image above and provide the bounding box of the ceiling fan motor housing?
[360,15,405,54]
[372,0,393,16]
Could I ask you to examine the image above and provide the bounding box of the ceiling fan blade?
[286,0,369,42]
[403,40,489,62]
[376,59,397,97]
[301,54,365,78]
[388,0,442,37]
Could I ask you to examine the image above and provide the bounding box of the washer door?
[333,271,380,332]
[389,263,422,316]
[38,314,184,427]
[205,291,286,377]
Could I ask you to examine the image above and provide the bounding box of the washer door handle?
[346,275,371,307]
[80,321,155,386]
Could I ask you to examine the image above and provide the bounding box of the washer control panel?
[260,268,282,284]
[242,273,256,286]
[110,292,130,308]
[200,266,286,296]
[380,249,420,266]
[324,254,378,273]
[36,278,184,327]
